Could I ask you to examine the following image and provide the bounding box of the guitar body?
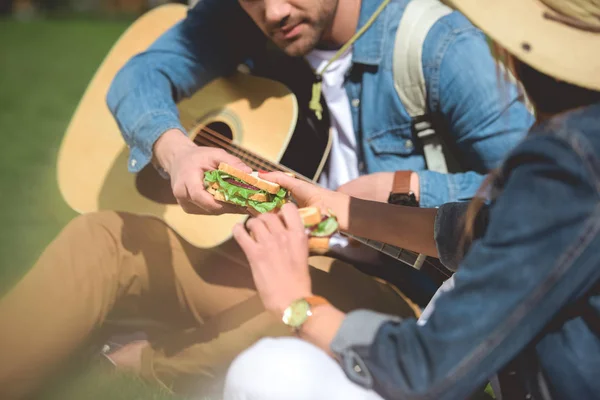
[57,4,331,248]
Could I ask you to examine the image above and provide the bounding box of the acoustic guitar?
[57,3,451,278]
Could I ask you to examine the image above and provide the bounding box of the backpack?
[393,0,455,174]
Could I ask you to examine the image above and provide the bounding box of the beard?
[276,26,323,57]
[269,0,338,57]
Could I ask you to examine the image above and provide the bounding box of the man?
[0,0,532,398]
[107,0,532,302]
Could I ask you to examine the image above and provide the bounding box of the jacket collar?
[352,0,391,66]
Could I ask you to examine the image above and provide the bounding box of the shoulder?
[517,105,600,161]
[422,11,487,67]
[502,105,600,196]
[186,0,251,27]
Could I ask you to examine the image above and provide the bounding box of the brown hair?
[461,43,600,252]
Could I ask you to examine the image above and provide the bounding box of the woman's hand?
[259,172,350,230]
[233,203,313,316]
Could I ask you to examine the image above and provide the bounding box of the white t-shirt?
[305,49,359,191]
[305,49,369,253]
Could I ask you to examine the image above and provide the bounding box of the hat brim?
[450,0,600,91]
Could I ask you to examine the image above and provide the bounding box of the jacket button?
[131,159,137,167]
[405,139,414,149]
[358,161,365,172]
[351,98,360,108]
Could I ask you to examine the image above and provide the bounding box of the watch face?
[388,192,419,207]
[282,299,311,328]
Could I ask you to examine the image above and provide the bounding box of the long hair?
[461,43,600,253]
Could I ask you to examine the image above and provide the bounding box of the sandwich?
[299,207,339,251]
[204,163,289,213]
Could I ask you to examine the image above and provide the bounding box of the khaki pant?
[0,211,418,399]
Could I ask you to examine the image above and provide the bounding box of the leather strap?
[391,171,413,194]
[306,295,329,308]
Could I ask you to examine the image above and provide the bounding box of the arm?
[326,135,600,399]
[106,0,267,214]
[346,197,439,258]
[240,133,599,398]
[106,0,265,173]
[338,18,533,207]
[259,172,441,257]
[415,15,534,207]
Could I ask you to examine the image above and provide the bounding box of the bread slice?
[308,237,330,252]
[218,163,281,194]
[207,187,226,202]
[299,207,332,252]
[299,207,322,226]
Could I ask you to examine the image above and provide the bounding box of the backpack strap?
[393,0,452,174]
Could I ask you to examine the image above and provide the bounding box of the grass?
[0,16,128,290]
[0,15,185,400]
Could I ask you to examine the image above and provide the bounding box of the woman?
[224,0,600,399]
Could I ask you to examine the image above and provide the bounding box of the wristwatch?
[282,295,329,333]
[387,171,419,207]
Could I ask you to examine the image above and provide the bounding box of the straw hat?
[449,0,600,91]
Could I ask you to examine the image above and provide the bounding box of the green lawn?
[0,16,185,400]
[0,17,128,290]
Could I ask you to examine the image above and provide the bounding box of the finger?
[245,218,270,242]
[246,207,261,218]
[184,170,213,206]
[258,171,299,190]
[279,202,303,232]
[259,212,286,235]
[177,198,209,214]
[186,172,241,214]
[188,185,224,213]
[232,223,257,255]
[216,202,250,215]
[189,186,243,215]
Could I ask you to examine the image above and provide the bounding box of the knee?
[224,337,330,400]
[60,211,126,251]
[65,211,122,236]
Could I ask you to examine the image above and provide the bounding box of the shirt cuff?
[416,170,451,208]
[434,202,469,271]
[330,310,400,388]
[126,111,186,174]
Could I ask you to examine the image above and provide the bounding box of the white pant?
[223,337,384,400]
[223,277,469,400]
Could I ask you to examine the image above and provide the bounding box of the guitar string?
[193,126,309,180]
[179,107,312,179]
[187,122,450,277]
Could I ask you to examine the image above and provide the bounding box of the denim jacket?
[331,104,600,399]
[106,0,533,207]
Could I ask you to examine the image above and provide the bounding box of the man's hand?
[233,203,313,316]
[336,172,394,203]
[154,129,252,215]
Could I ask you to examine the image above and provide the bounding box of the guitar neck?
[342,233,426,270]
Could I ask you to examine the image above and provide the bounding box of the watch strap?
[305,295,329,309]
[391,171,412,194]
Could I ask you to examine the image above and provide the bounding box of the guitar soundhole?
[193,121,233,147]
[134,121,235,205]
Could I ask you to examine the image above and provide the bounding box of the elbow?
[106,66,126,117]
[106,55,146,116]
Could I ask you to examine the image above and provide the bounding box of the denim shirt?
[106,0,533,207]
[331,104,600,399]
